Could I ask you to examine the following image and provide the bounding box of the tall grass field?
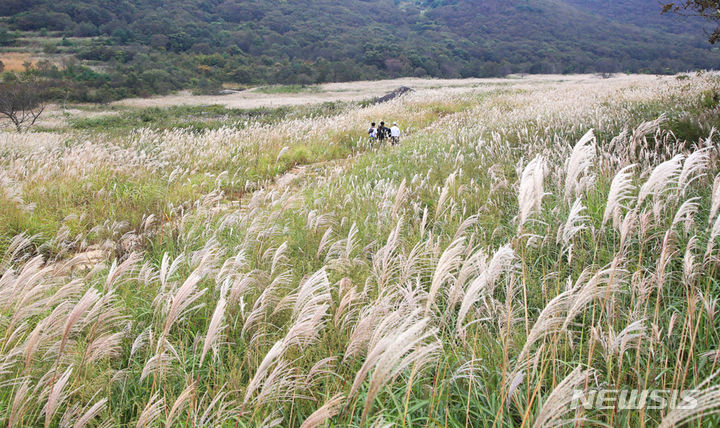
[1,73,720,427]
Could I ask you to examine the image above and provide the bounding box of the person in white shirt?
[390,122,401,145]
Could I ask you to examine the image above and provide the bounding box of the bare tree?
[662,1,720,43]
[0,79,46,132]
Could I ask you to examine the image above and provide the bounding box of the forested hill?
[0,0,718,101]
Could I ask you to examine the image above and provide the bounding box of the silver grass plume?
[506,370,526,408]
[392,178,408,220]
[436,171,457,218]
[602,164,636,228]
[564,129,596,200]
[316,227,334,260]
[43,365,74,428]
[84,331,125,364]
[513,276,582,377]
[283,269,331,349]
[699,291,717,326]
[140,349,176,381]
[165,381,196,427]
[303,356,337,390]
[8,378,33,427]
[130,327,152,358]
[591,319,645,361]
[200,296,227,366]
[637,154,684,207]
[532,366,593,428]
[23,302,71,370]
[254,359,297,407]
[710,173,720,225]
[135,393,164,428]
[628,115,666,163]
[159,252,185,295]
[562,263,625,329]
[452,214,479,242]
[456,244,515,333]
[344,293,394,359]
[60,288,101,357]
[160,267,207,340]
[258,412,284,428]
[243,340,285,405]
[335,278,361,330]
[73,398,108,428]
[270,241,289,275]
[298,393,345,428]
[103,252,140,292]
[672,196,700,234]
[371,219,403,290]
[194,387,239,425]
[656,230,677,292]
[658,369,720,428]
[425,237,465,314]
[559,198,588,259]
[706,213,720,260]
[448,245,488,310]
[684,236,699,285]
[678,147,712,195]
[513,264,624,376]
[348,309,439,425]
[518,155,547,225]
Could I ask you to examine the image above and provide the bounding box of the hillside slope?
[0,0,717,100]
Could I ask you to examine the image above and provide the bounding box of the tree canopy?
[1,0,719,102]
[663,1,720,43]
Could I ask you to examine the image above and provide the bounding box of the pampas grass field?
[1,73,720,426]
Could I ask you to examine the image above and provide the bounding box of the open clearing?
[0,52,39,71]
[1,73,720,427]
[112,74,618,109]
[31,74,661,131]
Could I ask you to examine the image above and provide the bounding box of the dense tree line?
[0,0,718,102]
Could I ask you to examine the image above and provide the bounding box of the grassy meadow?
[1,73,720,427]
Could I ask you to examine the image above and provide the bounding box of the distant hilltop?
[0,0,717,102]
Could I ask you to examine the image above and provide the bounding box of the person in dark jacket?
[377,121,390,143]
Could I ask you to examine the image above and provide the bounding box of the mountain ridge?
[0,0,717,101]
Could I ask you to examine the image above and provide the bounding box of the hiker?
[368,122,377,140]
[377,121,390,144]
[390,122,401,145]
